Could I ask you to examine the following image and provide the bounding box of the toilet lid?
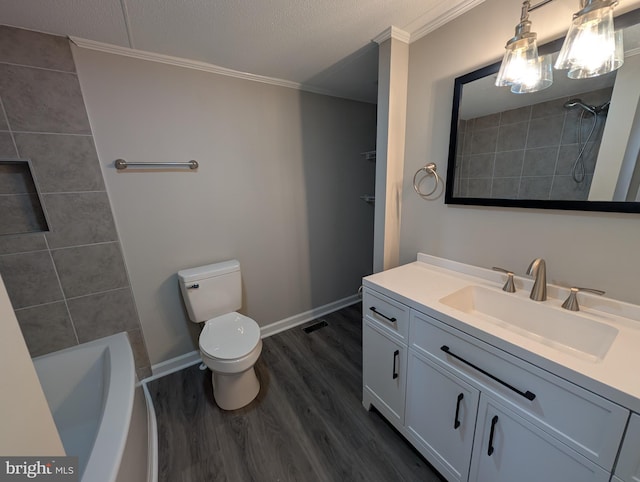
[199,312,260,360]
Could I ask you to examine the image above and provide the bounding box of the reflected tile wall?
[0,25,150,378]
[457,88,612,201]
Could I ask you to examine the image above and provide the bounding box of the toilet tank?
[178,260,242,323]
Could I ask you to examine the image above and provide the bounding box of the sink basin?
[439,285,618,362]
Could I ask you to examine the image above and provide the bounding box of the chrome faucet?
[526,258,547,301]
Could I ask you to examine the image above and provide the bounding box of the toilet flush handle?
[187,283,200,289]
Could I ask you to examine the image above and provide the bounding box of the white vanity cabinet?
[614,413,640,482]
[405,350,479,482]
[361,285,630,482]
[469,395,609,482]
[362,322,407,423]
[362,289,410,424]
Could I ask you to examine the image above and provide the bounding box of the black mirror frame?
[444,9,640,214]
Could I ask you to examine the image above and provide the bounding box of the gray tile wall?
[0,25,151,378]
[455,87,613,201]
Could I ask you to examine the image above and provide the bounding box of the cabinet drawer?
[363,289,409,342]
[410,310,629,471]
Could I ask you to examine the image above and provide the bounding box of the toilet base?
[212,366,260,410]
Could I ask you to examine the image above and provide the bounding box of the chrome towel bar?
[114,159,199,170]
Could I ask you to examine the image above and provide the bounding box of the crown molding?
[70,37,304,89]
[409,0,486,43]
[69,36,375,103]
[372,26,411,45]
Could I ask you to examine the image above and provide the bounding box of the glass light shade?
[555,5,624,77]
[567,28,624,78]
[510,54,553,93]
[495,37,541,87]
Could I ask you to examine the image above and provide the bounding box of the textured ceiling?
[0,0,484,103]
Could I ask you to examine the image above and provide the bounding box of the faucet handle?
[492,267,516,293]
[561,287,605,311]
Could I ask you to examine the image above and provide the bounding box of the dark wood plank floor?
[148,304,445,482]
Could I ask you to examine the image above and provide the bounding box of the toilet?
[178,260,262,410]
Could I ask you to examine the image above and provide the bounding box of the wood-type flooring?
[148,303,444,482]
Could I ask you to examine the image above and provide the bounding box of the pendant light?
[497,0,623,94]
[509,53,553,93]
[495,1,549,91]
[555,0,623,78]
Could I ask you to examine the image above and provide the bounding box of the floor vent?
[303,320,328,334]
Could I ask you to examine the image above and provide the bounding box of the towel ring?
[413,163,440,199]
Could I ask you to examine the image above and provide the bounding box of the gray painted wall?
[0,26,150,377]
[73,47,376,366]
[401,0,640,305]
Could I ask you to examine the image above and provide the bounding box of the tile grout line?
[13,299,66,312]
[9,130,93,137]
[42,235,80,345]
[550,108,569,198]
[13,285,132,312]
[489,113,501,197]
[0,193,38,197]
[49,240,120,252]
[0,96,20,157]
[517,106,534,199]
[65,285,130,302]
[40,190,109,195]
[0,60,77,75]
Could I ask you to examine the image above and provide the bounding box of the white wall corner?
[374,36,409,272]
[373,26,411,45]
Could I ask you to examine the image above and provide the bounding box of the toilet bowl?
[199,312,262,410]
[177,260,263,410]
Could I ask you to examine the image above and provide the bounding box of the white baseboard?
[260,294,360,338]
[146,350,202,382]
[145,295,360,381]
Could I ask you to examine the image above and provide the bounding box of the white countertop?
[363,254,640,413]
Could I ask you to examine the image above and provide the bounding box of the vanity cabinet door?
[469,396,610,482]
[405,350,480,482]
[615,413,640,482]
[362,321,407,424]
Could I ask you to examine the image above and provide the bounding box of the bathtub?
[33,332,157,482]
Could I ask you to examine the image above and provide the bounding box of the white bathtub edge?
[142,382,158,482]
[85,332,135,482]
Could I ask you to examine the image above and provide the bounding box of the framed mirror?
[444,8,640,213]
